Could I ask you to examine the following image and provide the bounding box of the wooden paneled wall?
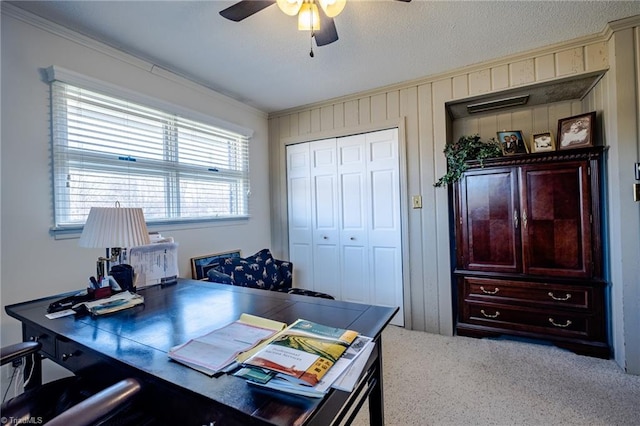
[268,29,614,335]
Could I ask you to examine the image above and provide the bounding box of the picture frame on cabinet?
[497,130,528,155]
[557,111,596,150]
[531,131,556,153]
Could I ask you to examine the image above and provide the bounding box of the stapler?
[47,293,92,313]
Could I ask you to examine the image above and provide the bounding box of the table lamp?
[79,203,151,281]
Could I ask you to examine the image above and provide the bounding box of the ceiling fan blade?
[314,8,339,46]
[219,0,275,22]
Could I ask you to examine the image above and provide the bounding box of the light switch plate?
[412,195,422,209]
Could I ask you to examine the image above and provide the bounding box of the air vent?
[467,95,530,114]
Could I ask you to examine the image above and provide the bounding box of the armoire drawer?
[462,302,601,340]
[461,277,595,311]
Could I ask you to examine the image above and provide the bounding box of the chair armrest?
[274,259,293,289]
[1,341,41,366]
[45,378,142,426]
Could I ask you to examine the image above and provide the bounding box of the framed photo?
[190,249,241,280]
[531,131,555,153]
[497,130,528,155]
[557,111,596,150]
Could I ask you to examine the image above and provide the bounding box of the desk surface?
[6,279,398,425]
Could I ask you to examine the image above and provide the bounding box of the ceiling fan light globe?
[319,0,346,18]
[277,0,303,16]
[298,3,321,31]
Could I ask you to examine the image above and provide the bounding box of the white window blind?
[50,80,250,231]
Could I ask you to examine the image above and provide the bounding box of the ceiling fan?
[220,0,412,49]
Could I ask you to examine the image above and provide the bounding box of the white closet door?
[287,130,404,326]
[310,139,341,298]
[338,134,370,304]
[286,143,314,289]
[367,129,404,326]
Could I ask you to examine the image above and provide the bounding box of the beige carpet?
[352,326,640,426]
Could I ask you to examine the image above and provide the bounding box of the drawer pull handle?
[480,309,500,318]
[548,292,571,301]
[480,286,499,295]
[549,318,572,328]
[61,350,80,361]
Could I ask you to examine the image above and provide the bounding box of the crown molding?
[606,14,640,34]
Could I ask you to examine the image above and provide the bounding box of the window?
[49,70,250,233]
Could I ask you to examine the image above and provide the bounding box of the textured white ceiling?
[9,1,640,113]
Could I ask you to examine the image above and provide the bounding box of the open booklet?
[241,318,358,386]
[168,314,286,376]
[234,319,373,397]
[237,334,374,398]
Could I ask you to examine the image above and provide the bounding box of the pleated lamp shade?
[79,206,150,249]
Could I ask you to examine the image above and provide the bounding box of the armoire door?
[458,167,522,274]
[519,161,593,278]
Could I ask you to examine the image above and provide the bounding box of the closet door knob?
[350,237,355,240]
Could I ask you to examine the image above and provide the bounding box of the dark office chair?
[1,341,143,425]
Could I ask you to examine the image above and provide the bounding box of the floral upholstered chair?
[206,249,334,299]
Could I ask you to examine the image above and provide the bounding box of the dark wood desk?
[5,279,398,425]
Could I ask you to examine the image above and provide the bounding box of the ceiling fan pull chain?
[309,4,315,58]
[310,31,315,57]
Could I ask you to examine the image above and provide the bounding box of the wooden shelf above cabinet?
[446,70,606,119]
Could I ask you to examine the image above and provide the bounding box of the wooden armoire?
[453,146,609,358]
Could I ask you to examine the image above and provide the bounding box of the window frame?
[47,66,253,238]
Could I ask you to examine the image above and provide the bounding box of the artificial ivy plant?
[434,134,503,187]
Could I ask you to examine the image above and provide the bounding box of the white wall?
[0,7,271,358]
